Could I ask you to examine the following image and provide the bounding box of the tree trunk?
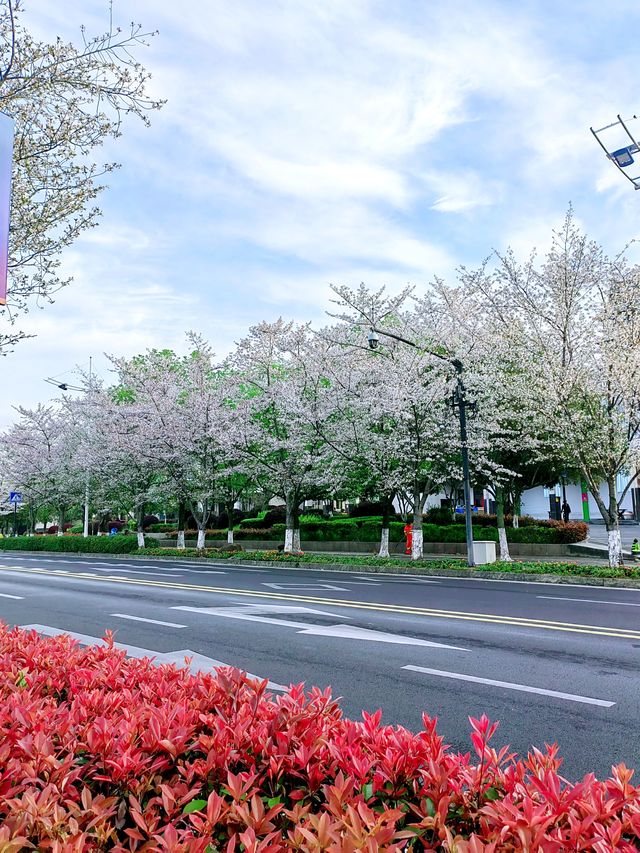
[607,526,622,568]
[293,528,301,552]
[136,504,145,549]
[411,484,424,560]
[495,485,512,562]
[284,490,299,554]
[177,500,186,550]
[378,495,392,557]
[226,500,235,545]
[196,524,206,550]
[590,476,622,568]
[57,505,66,536]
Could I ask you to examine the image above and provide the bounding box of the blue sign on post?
[9,492,22,504]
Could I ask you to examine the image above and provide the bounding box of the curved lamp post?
[367,327,475,568]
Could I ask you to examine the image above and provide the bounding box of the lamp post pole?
[367,329,475,567]
[451,362,475,567]
[82,356,92,538]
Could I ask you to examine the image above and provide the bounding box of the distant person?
[562,500,571,523]
[632,539,640,562]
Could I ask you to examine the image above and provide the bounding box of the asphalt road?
[0,552,638,781]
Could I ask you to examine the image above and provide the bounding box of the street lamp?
[367,328,476,567]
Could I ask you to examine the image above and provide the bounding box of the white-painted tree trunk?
[284,527,294,553]
[513,514,519,529]
[176,530,185,550]
[197,528,206,550]
[378,527,390,558]
[293,528,301,552]
[137,530,145,548]
[57,529,64,537]
[497,527,512,562]
[608,527,622,568]
[411,528,423,560]
[227,529,234,544]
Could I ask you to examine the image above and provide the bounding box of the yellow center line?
[3,565,640,640]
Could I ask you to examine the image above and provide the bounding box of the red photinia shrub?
[1,625,639,850]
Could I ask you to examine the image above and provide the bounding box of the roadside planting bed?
[1,624,639,850]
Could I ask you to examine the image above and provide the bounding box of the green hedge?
[0,535,140,553]
[161,520,586,545]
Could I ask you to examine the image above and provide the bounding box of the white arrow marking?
[263,582,349,591]
[20,624,286,691]
[403,665,615,707]
[299,624,466,649]
[111,613,187,628]
[172,606,466,650]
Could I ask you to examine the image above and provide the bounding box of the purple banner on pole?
[0,113,13,306]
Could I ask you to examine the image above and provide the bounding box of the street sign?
[9,492,22,504]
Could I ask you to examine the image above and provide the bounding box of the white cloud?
[5,0,640,431]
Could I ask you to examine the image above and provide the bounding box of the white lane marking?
[403,665,615,708]
[92,568,183,577]
[20,624,286,691]
[180,569,228,574]
[173,605,466,650]
[110,613,187,628]
[424,575,640,592]
[0,592,23,599]
[353,575,440,584]
[537,595,640,607]
[263,582,349,591]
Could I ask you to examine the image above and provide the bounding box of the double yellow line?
[4,565,640,641]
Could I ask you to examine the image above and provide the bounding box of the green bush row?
[166,521,583,545]
[0,535,140,553]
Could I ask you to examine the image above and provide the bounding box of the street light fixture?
[367,327,476,567]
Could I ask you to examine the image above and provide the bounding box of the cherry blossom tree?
[471,210,640,567]
[227,320,338,553]
[328,285,462,559]
[108,337,243,550]
[0,0,163,351]
[0,403,86,533]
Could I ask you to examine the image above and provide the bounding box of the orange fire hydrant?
[404,523,412,555]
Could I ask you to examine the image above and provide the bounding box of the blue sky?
[3,0,640,426]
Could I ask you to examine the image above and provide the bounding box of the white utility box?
[473,540,497,565]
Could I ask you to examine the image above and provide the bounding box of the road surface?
[0,552,638,781]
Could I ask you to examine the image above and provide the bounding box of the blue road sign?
[9,492,22,504]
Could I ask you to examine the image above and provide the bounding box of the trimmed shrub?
[424,505,455,525]
[348,500,392,517]
[147,522,178,533]
[1,624,639,849]
[0,535,139,553]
